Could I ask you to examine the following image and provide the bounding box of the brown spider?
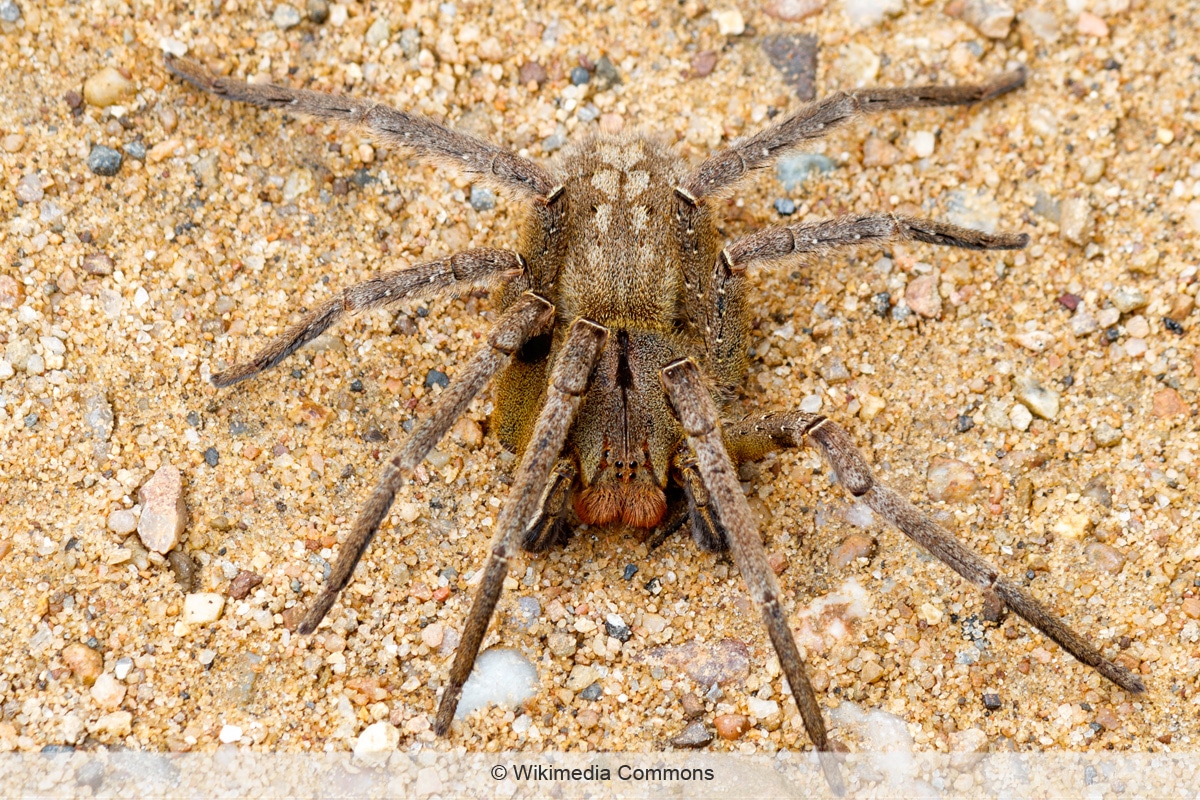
[166,53,1144,794]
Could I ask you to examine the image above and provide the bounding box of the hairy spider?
[166,53,1144,793]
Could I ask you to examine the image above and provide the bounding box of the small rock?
[273,4,302,29]
[182,592,226,625]
[818,357,850,384]
[860,661,885,683]
[1019,8,1060,42]
[768,551,788,576]
[137,465,188,553]
[83,67,134,108]
[90,673,126,710]
[670,720,713,748]
[1110,288,1147,314]
[469,186,496,211]
[1085,542,1126,574]
[681,693,705,718]
[0,0,21,23]
[219,724,243,743]
[905,274,942,319]
[569,66,590,86]
[829,533,875,568]
[1013,330,1054,352]
[421,622,445,649]
[1082,478,1112,508]
[282,169,313,202]
[773,198,796,215]
[354,721,399,761]
[910,130,935,159]
[92,710,132,738]
[605,613,632,642]
[62,643,104,686]
[764,0,825,21]
[1152,388,1188,418]
[579,682,603,701]
[1052,511,1092,540]
[167,550,198,591]
[123,140,146,161]
[547,632,577,658]
[982,693,1002,710]
[1077,11,1108,37]
[842,0,904,27]
[714,713,750,740]
[1009,403,1033,431]
[690,50,718,79]
[1094,706,1120,730]
[566,665,601,692]
[228,570,263,600]
[515,596,540,630]
[365,18,390,47]
[1092,422,1122,447]
[0,275,22,308]
[714,8,745,35]
[455,647,538,719]
[307,0,330,23]
[1059,197,1093,244]
[82,253,115,275]
[746,697,781,721]
[106,508,137,535]
[926,458,979,503]
[88,145,123,177]
[960,0,1014,38]
[1181,597,1200,620]
[15,173,43,203]
[862,136,901,167]
[760,34,819,100]
[518,61,548,86]
[1014,376,1060,420]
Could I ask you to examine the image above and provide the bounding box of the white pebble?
[107,509,138,534]
[218,724,243,743]
[1009,403,1033,431]
[183,593,226,625]
[354,721,399,761]
[90,673,126,710]
[911,130,935,158]
[714,8,745,35]
[455,647,538,719]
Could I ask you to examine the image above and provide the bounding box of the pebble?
[747,697,781,721]
[515,596,540,630]
[88,145,123,177]
[910,130,935,159]
[93,711,132,738]
[579,682,603,701]
[106,509,137,534]
[1019,8,1059,42]
[773,198,796,216]
[1059,197,1093,244]
[1182,598,1200,620]
[649,638,750,686]
[1009,403,1033,431]
[1110,287,1147,314]
[0,0,21,22]
[469,186,496,211]
[83,67,134,108]
[547,632,577,657]
[690,50,718,79]
[307,0,330,23]
[182,592,226,625]
[714,8,745,35]
[818,357,850,384]
[829,533,875,569]
[681,693,705,718]
[760,34,819,101]
[1152,388,1188,418]
[905,274,942,319]
[1085,542,1126,574]
[860,661,885,683]
[1014,376,1060,420]
[273,4,302,29]
[842,0,904,27]
[16,173,43,203]
[455,647,538,719]
[597,614,628,643]
[167,550,198,591]
[204,447,219,467]
[228,570,263,600]
[569,66,590,86]
[670,720,713,748]
[123,140,146,161]
[219,724,243,743]
[519,61,548,86]
[90,673,126,710]
[1092,421,1122,447]
[982,693,1002,710]
[82,253,115,275]
[960,0,1015,39]
[714,713,750,740]
[354,721,399,761]
[365,18,390,47]
[1077,11,1109,37]
[62,643,104,686]
[566,665,601,692]
[763,0,825,21]
[776,153,835,191]
[282,169,313,202]
[926,458,979,502]
[137,465,188,553]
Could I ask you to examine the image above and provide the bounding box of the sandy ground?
[2,0,1199,787]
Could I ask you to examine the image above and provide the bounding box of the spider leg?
[211,249,523,387]
[679,68,1026,201]
[723,411,1147,695]
[521,459,577,553]
[661,360,844,797]
[723,214,1027,273]
[164,54,558,199]
[434,318,609,734]
[297,292,554,633]
[678,454,729,552]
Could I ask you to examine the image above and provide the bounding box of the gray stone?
[1014,375,1060,420]
[88,145,123,177]
[273,4,302,29]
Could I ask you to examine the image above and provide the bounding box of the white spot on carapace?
[596,141,644,170]
[591,169,621,199]
[630,205,649,233]
[594,203,612,234]
[625,169,650,198]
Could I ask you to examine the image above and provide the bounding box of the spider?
[166,53,1144,794]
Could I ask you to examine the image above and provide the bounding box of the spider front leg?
[661,360,845,797]
[723,411,1147,695]
[297,292,554,633]
[435,318,609,734]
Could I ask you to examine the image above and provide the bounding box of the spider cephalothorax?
[166,53,1144,795]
